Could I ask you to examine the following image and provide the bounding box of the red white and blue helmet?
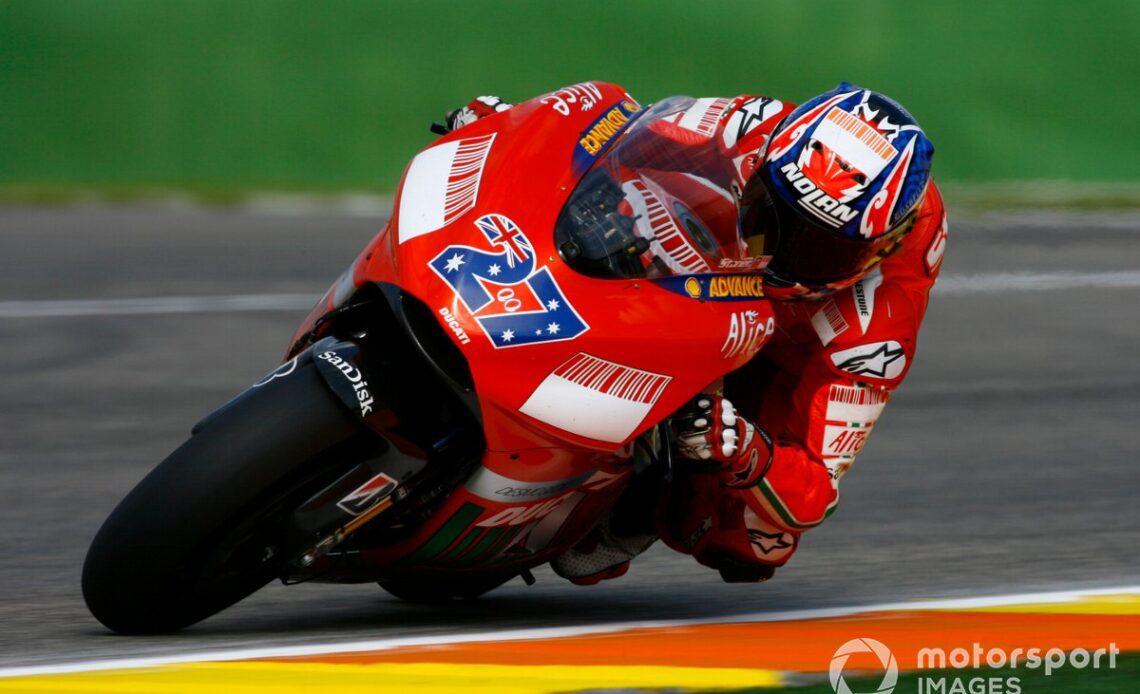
[745,82,934,299]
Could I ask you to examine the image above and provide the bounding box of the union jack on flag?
[476,213,533,269]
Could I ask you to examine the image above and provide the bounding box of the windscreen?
[555,97,761,280]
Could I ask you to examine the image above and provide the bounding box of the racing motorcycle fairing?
[86,83,792,628]
[278,82,782,585]
[297,82,778,456]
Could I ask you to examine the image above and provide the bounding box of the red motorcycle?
[82,81,778,633]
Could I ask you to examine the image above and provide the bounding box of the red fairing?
[375,83,778,454]
[290,83,792,573]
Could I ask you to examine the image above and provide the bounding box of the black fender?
[189,290,486,577]
[194,337,394,437]
[195,284,483,458]
[309,337,382,421]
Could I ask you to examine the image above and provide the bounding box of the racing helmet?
[743,83,935,300]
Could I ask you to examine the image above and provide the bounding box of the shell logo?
[684,277,702,299]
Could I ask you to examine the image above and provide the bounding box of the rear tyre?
[82,361,363,634]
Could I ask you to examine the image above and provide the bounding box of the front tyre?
[82,360,362,634]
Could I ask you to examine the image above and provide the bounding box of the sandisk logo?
[316,350,375,416]
[780,162,858,227]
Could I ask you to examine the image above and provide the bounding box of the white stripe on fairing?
[397,133,495,244]
[0,584,1135,678]
[1,270,1137,319]
[935,270,1140,294]
[0,294,317,318]
[518,373,657,443]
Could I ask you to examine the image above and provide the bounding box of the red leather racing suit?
[638,94,948,576]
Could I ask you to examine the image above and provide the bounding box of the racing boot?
[550,472,660,585]
[550,515,656,585]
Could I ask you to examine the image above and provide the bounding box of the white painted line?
[936,270,1140,294]
[0,584,1135,678]
[0,294,316,318]
[1,270,1137,320]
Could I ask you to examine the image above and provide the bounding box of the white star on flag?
[547,322,560,334]
[443,253,466,273]
[500,329,514,342]
[487,263,501,277]
[546,299,560,311]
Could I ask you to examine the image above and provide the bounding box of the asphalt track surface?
[0,205,1137,668]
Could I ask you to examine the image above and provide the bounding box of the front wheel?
[82,360,363,634]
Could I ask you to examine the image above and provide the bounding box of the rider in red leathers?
[444,83,947,584]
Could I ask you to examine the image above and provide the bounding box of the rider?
[444,84,947,584]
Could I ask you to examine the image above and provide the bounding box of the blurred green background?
[2,1,1137,199]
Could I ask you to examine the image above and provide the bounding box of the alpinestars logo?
[722,96,784,149]
[748,528,793,554]
[780,162,859,228]
[830,341,907,380]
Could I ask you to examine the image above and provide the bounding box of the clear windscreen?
[554,97,763,280]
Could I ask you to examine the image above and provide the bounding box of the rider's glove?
[444,95,513,132]
[673,395,774,488]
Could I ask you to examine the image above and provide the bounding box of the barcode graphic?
[828,384,889,406]
[555,353,670,405]
[443,134,496,225]
[696,98,732,136]
[825,109,894,163]
[630,180,709,273]
[821,300,848,335]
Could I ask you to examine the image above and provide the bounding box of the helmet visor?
[744,169,906,287]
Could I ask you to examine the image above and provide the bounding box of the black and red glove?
[444,95,513,132]
[672,395,773,488]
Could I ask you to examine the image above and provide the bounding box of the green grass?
[2,1,1139,194]
[699,652,1140,693]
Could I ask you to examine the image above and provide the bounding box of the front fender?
[193,337,382,436]
[309,338,380,420]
